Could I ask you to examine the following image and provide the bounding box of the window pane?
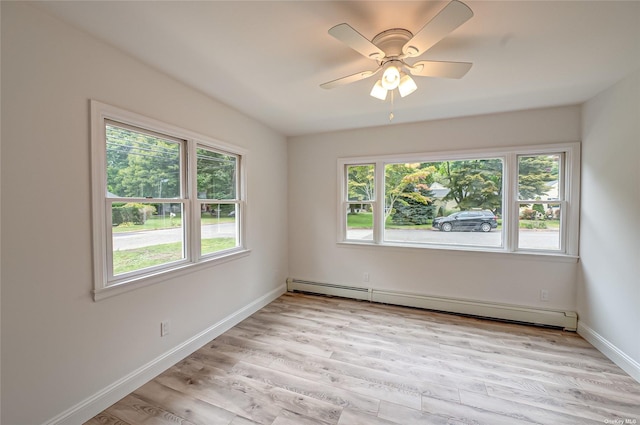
[111,202,184,277]
[384,160,503,248]
[347,164,375,201]
[197,148,237,200]
[346,204,373,241]
[106,124,181,198]
[518,154,561,201]
[519,203,561,251]
[201,203,238,255]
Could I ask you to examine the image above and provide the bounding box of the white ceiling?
[34,1,640,136]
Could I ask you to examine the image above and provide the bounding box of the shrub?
[112,203,156,226]
[520,208,536,220]
[522,221,547,230]
[135,204,157,221]
[532,203,545,218]
[390,199,434,225]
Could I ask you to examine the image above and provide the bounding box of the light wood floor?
[86,292,640,425]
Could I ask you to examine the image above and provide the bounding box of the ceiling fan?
[320,0,473,101]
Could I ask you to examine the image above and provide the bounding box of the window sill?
[93,249,251,301]
[337,241,578,263]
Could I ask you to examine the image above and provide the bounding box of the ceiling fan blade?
[402,0,473,58]
[409,60,472,79]
[328,23,385,61]
[320,68,381,89]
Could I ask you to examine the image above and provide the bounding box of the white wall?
[0,2,3,420]
[578,70,640,380]
[288,106,581,310]
[1,3,288,424]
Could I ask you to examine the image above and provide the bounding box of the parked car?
[432,210,498,232]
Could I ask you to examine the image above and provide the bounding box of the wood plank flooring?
[86,292,640,425]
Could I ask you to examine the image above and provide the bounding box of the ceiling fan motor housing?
[372,28,413,60]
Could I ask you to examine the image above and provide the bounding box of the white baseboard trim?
[287,278,577,331]
[44,284,286,425]
[578,321,640,383]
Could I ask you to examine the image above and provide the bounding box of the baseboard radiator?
[287,278,577,331]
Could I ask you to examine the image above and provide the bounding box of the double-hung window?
[516,153,565,251]
[339,143,579,257]
[345,164,376,241]
[91,101,247,300]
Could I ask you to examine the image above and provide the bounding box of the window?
[197,148,240,256]
[338,143,580,257]
[345,164,375,241]
[91,101,247,300]
[517,154,563,251]
[383,158,503,248]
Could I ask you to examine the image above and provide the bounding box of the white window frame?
[344,163,377,241]
[91,100,249,301]
[337,142,580,258]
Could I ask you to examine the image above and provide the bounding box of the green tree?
[106,125,181,198]
[518,155,558,200]
[385,163,435,221]
[390,197,436,225]
[346,164,374,213]
[439,159,503,214]
[105,125,131,195]
[347,164,374,201]
[196,149,236,200]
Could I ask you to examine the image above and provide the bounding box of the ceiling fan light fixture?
[381,64,401,90]
[398,74,418,97]
[370,80,388,100]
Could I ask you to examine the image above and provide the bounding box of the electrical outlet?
[540,289,549,302]
[161,320,170,337]
[363,272,370,282]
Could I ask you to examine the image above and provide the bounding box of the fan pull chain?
[389,90,394,122]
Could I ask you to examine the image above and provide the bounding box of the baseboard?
[287,278,578,331]
[44,284,286,425]
[287,279,371,301]
[578,321,640,383]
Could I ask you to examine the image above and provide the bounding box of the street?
[114,224,560,252]
[347,228,560,250]
[113,222,237,251]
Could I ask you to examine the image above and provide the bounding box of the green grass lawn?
[113,237,236,275]
[346,212,374,228]
[347,212,431,229]
[112,213,235,233]
[519,219,560,229]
